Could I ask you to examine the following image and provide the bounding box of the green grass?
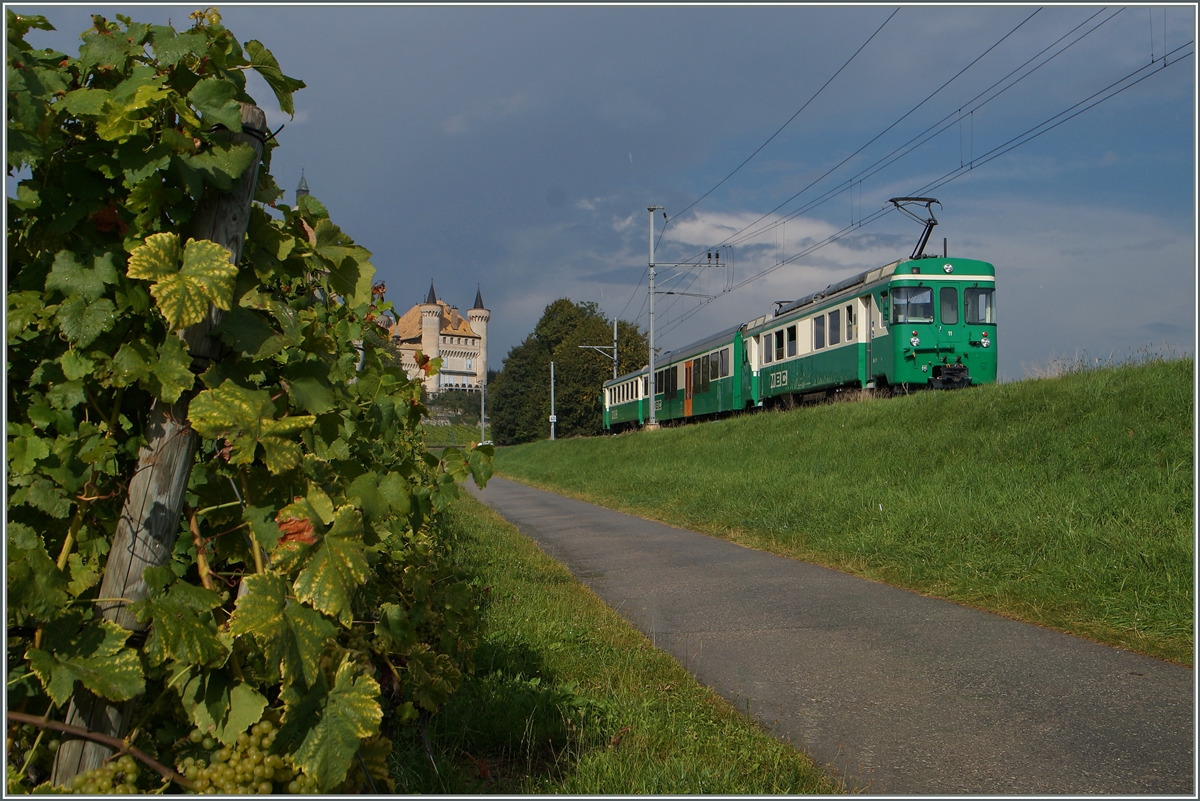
[494,358,1194,665]
[389,497,840,794]
[425,423,491,448]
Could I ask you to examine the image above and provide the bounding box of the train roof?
[766,256,995,322]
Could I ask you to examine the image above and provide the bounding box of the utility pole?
[578,317,619,380]
[479,383,486,444]
[549,361,556,440]
[647,205,663,429]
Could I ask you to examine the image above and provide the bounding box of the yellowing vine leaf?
[293,507,371,628]
[188,382,315,474]
[228,572,335,688]
[127,232,236,330]
[26,615,144,707]
[276,655,382,792]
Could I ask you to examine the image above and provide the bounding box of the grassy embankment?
[424,423,491,448]
[494,358,1194,665]
[389,498,839,793]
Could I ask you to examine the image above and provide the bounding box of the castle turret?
[467,284,490,389]
[295,166,310,204]
[419,281,442,394]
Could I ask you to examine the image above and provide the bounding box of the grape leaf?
[276,655,382,792]
[149,27,206,67]
[183,142,258,192]
[293,507,371,627]
[26,615,143,706]
[175,667,269,747]
[130,567,226,667]
[228,572,335,688]
[188,77,242,132]
[189,382,315,473]
[45,250,118,302]
[373,603,417,653]
[243,40,305,117]
[8,429,50,475]
[56,296,116,347]
[149,334,195,403]
[7,541,68,625]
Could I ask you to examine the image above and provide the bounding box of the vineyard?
[7,8,491,793]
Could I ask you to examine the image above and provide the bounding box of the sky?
[10,4,1197,382]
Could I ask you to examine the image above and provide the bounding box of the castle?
[386,283,490,396]
[291,173,487,397]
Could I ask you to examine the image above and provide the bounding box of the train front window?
[965,287,995,324]
[892,286,933,324]
[940,287,958,325]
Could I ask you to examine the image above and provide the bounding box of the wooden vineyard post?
[51,104,268,786]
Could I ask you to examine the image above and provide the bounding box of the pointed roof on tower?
[425,281,437,304]
[473,284,485,310]
[296,166,309,202]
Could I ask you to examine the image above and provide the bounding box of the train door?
[684,361,693,417]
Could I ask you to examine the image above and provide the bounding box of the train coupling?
[930,359,971,389]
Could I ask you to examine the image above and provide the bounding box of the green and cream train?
[603,247,996,432]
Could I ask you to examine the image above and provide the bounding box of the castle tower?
[467,285,490,389]
[419,281,442,394]
[295,166,309,204]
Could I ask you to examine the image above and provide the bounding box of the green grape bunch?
[174,716,316,795]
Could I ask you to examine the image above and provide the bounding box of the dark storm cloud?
[10,4,1194,380]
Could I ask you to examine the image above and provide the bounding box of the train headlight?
[943,263,954,274]
[910,331,920,347]
[981,331,991,348]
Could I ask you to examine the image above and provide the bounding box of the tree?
[490,299,648,444]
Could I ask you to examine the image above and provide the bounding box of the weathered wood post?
[51,104,268,786]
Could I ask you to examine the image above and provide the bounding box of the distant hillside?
[494,358,1194,664]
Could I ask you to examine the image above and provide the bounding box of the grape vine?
[7,7,491,793]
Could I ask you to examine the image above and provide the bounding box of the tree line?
[489,299,648,444]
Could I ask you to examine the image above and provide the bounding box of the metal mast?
[647,205,663,429]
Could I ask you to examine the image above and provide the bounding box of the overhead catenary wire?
[655,42,1193,339]
[655,5,1055,324]
[683,6,1046,262]
[667,8,902,227]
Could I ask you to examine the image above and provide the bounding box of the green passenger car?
[602,199,997,432]
[750,255,996,404]
[602,254,996,431]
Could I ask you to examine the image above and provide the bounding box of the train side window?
[763,334,774,364]
[964,287,995,324]
[846,304,855,341]
[774,330,784,361]
[700,354,709,392]
[786,325,797,357]
[814,315,825,350]
[720,347,730,377]
[829,309,841,346]
[643,376,648,397]
[940,287,958,325]
[709,352,719,381]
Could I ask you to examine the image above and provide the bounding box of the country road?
[466,476,1195,795]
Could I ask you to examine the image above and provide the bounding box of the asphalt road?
[465,476,1194,795]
